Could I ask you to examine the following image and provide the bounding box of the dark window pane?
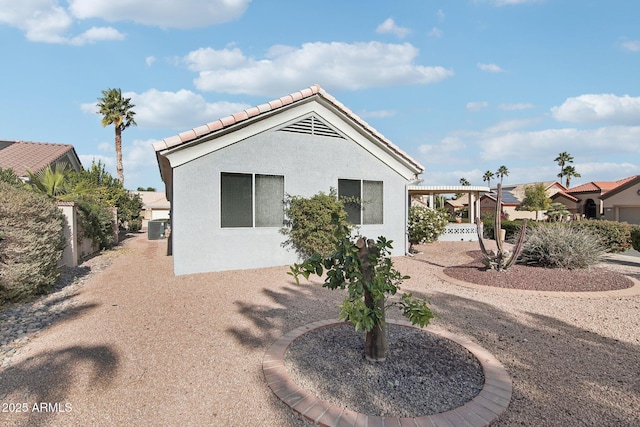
[221,173,252,227]
[338,179,361,225]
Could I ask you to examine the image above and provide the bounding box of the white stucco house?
[154,85,424,275]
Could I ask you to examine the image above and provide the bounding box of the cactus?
[477,183,527,271]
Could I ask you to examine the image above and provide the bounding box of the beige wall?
[602,181,640,224]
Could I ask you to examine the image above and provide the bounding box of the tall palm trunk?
[115,126,124,185]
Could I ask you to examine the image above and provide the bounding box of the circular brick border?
[263,319,511,426]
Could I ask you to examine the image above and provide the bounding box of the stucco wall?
[602,181,640,224]
[171,127,410,275]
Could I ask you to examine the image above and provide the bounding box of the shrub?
[519,223,606,269]
[630,225,640,252]
[281,189,352,259]
[571,220,631,253]
[407,205,449,245]
[0,182,66,303]
[75,197,116,250]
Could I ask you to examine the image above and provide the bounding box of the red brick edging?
[263,319,511,427]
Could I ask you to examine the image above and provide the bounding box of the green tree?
[97,88,137,185]
[516,183,551,221]
[561,165,581,188]
[554,151,574,183]
[545,202,571,222]
[290,231,434,361]
[0,167,22,187]
[280,190,352,259]
[482,170,494,187]
[496,165,509,185]
[26,163,69,197]
[66,160,142,230]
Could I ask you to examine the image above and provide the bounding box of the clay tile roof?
[153,84,424,173]
[0,140,76,177]
[568,176,638,194]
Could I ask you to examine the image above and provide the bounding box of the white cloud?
[70,26,124,45]
[619,39,640,52]
[376,18,411,38]
[68,0,250,28]
[145,56,156,67]
[185,42,454,96]
[428,27,443,38]
[466,101,489,111]
[477,63,505,73]
[551,94,640,125]
[81,89,251,130]
[478,126,640,162]
[129,89,251,129]
[498,103,534,111]
[0,0,124,45]
[418,135,468,166]
[437,9,445,22]
[0,0,249,43]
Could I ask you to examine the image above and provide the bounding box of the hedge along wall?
[0,182,66,304]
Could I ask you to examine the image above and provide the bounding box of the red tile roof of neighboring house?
[153,84,424,174]
[0,140,79,177]
[599,175,640,199]
[567,176,637,194]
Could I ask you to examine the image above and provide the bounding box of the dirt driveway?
[1,232,639,426]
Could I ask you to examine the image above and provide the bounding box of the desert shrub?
[571,220,631,253]
[0,182,66,303]
[75,197,116,250]
[281,189,352,259]
[519,223,606,269]
[408,205,449,245]
[630,225,640,252]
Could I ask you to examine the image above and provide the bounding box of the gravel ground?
[0,234,639,426]
[284,323,484,418]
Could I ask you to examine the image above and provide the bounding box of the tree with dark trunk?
[290,231,433,362]
[97,88,137,186]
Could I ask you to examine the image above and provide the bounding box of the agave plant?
[477,183,527,271]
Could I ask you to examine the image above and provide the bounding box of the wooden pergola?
[408,185,490,224]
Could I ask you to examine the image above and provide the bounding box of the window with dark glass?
[338,179,383,225]
[221,173,284,228]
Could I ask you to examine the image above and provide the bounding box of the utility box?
[148,219,168,240]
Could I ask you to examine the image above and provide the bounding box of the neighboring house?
[0,140,82,179]
[556,176,638,220]
[154,85,424,275]
[599,175,640,224]
[480,181,566,220]
[135,191,171,228]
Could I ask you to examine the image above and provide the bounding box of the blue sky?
[1,0,638,191]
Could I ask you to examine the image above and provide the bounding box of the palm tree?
[482,170,494,187]
[554,152,573,182]
[26,162,68,197]
[496,165,509,185]
[561,165,581,188]
[97,88,137,185]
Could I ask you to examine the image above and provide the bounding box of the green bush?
[75,197,116,250]
[482,216,538,241]
[408,205,449,245]
[519,223,606,269]
[0,182,66,304]
[571,220,631,253]
[630,225,640,252]
[281,189,352,259]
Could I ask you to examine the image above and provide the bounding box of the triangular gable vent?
[278,115,345,139]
